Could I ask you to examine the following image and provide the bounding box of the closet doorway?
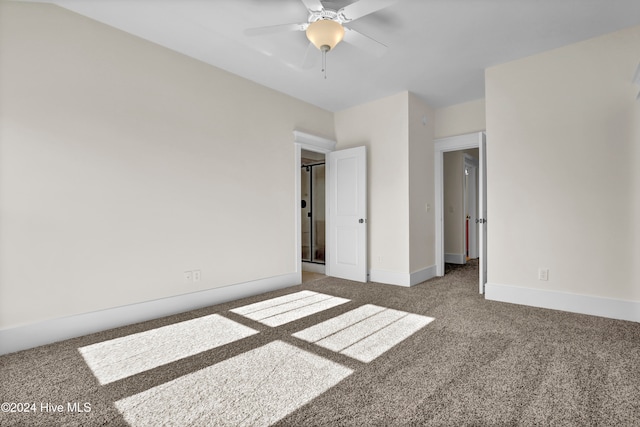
[294,131,367,283]
[301,149,326,274]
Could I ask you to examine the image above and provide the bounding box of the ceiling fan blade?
[301,42,319,69]
[339,0,399,22]
[342,27,387,57]
[300,0,324,12]
[244,22,307,37]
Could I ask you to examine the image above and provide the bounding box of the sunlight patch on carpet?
[231,290,350,327]
[115,340,353,427]
[293,304,434,362]
[79,314,258,385]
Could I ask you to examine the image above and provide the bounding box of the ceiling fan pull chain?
[322,48,327,79]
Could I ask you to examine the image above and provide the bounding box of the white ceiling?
[29,0,640,111]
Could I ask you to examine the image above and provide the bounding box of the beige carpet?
[1,260,639,426]
[301,271,326,284]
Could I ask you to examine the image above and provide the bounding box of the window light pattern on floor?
[230,290,349,327]
[116,340,353,427]
[293,304,434,362]
[80,290,434,425]
[79,314,258,385]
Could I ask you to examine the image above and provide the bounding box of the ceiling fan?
[244,0,399,76]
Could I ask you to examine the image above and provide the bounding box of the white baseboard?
[411,265,438,286]
[0,273,299,355]
[485,283,640,323]
[370,269,410,287]
[369,265,437,287]
[444,253,466,264]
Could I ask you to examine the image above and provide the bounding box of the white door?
[478,133,487,293]
[327,146,367,282]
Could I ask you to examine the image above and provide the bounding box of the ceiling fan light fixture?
[306,19,345,51]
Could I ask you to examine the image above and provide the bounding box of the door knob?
[359,218,365,224]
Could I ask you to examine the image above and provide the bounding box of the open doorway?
[435,132,487,293]
[301,149,326,280]
[443,149,479,267]
[293,131,336,285]
[294,131,368,285]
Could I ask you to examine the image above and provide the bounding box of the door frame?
[434,132,486,289]
[294,131,336,282]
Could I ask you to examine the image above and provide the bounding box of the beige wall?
[408,93,436,273]
[635,83,640,289]
[486,25,640,301]
[434,99,486,139]
[0,2,334,329]
[334,92,410,274]
[443,152,465,256]
[635,82,640,291]
[334,92,436,281]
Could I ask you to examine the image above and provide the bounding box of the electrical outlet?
[184,271,193,283]
[538,268,549,281]
[193,270,201,283]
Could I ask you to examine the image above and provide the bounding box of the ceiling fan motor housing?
[308,9,340,24]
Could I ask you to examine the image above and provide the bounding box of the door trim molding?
[294,131,336,280]
[293,131,336,152]
[434,132,485,279]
